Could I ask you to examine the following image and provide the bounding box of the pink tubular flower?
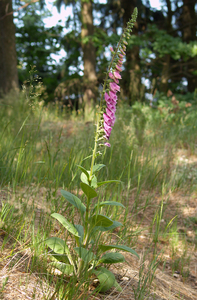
[111,116,116,127]
[113,71,121,79]
[106,106,116,115]
[113,78,119,84]
[103,40,127,146]
[104,142,111,147]
[109,91,117,101]
[104,123,112,135]
[103,113,111,125]
[109,72,115,80]
[110,82,120,92]
[102,9,137,147]
[104,92,111,104]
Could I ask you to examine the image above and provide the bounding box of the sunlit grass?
[0,91,197,299]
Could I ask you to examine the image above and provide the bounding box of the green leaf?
[93,267,115,292]
[77,165,89,180]
[46,237,68,255]
[81,172,89,185]
[90,175,97,188]
[51,213,79,237]
[74,224,84,245]
[61,190,86,213]
[94,201,125,210]
[114,279,122,292]
[74,247,95,263]
[49,250,69,264]
[97,180,121,187]
[98,245,139,258]
[49,261,74,276]
[91,214,113,227]
[99,252,125,264]
[74,224,84,239]
[94,221,123,232]
[92,164,105,173]
[81,172,97,188]
[80,182,97,199]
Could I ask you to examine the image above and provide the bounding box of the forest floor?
[0,118,197,300]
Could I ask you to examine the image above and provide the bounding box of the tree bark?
[160,54,171,93]
[181,0,197,92]
[81,0,97,109]
[159,0,172,93]
[121,0,142,104]
[0,0,19,96]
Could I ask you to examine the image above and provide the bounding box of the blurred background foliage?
[0,0,196,107]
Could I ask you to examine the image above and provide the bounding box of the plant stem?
[89,113,100,180]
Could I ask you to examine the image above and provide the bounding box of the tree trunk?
[121,0,142,104]
[81,0,97,110]
[0,0,19,96]
[182,0,197,92]
[160,0,172,93]
[160,54,171,93]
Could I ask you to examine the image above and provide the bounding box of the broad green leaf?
[98,245,139,258]
[91,214,113,227]
[61,190,86,213]
[99,252,125,264]
[49,250,69,264]
[49,261,74,276]
[81,172,89,185]
[94,201,125,210]
[92,164,105,173]
[74,224,84,245]
[93,267,115,292]
[51,213,79,237]
[90,174,97,188]
[74,224,84,239]
[77,165,89,180]
[114,279,122,292]
[80,182,97,199]
[94,221,123,232]
[46,237,68,255]
[81,172,97,188]
[97,180,121,187]
[74,247,95,263]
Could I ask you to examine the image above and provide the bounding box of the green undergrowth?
[0,91,197,299]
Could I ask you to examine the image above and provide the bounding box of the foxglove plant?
[46,8,138,295]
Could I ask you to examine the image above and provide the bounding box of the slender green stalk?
[89,115,100,180]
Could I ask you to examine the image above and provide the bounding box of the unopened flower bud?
[123,40,128,45]
[120,48,126,55]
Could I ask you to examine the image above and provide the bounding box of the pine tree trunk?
[160,0,172,93]
[160,54,171,93]
[121,0,142,104]
[182,0,197,92]
[81,0,97,110]
[0,0,19,96]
